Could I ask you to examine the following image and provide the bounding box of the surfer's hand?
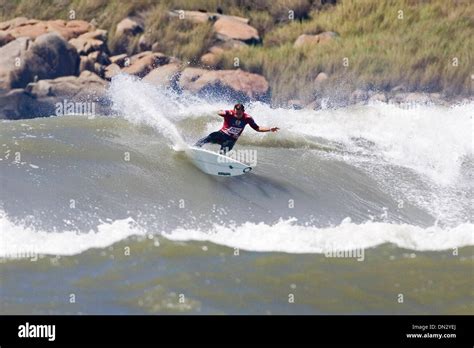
[271,127,280,132]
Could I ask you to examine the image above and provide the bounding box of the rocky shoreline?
[0,14,470,120]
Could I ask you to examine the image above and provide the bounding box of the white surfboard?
[186,146,252,177]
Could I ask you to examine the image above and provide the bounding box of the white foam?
[0,211,145,257]
[108,74,187,150]
[108,75,473,187]
[246,102,473,186]
[1,210,471,257]
[165,218,473,253]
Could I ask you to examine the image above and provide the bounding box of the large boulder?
[0,33,80,92]
[0,17,33,30]
[69,36,106,55]
[27,71,108,116]
[0,71,109,119]
[79,50,110,77]
[0,88,37,120]
[213,17,260,45]
[350,89,369,104]
[168,10,210,24]
[109,53,129,67]
[200,52,220,67]
[121,51,169,77]
[25,70,106,97]
[0,30,15,46]
[369,92,387,103]
[168,10,249,24]
[138,34,152,52]
[200,40,246,67]
[294,32,337,48]
[114,17,144,54]
[69,29,107,55]
[116,17,143,36]
[104,63,121,80]
[143,62,181,89]
[314,72,329,84]
[178,68,269,101]
[0,17,92,40]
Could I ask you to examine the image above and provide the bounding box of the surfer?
[194,103,279,153]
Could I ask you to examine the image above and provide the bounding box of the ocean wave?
[1,211,471,257]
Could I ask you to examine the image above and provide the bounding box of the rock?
[115,17,144,54]
[0,30,15,46]
[3,21,48,39]
[138,35,152,52]
[88,50,110,66]
[104,63,121,80]
[129,51,152,64]
[167,10,249,24]
[178,68,269,101]
[213,17,260,45]
[143,62,181,88]
[121,52,169,77]
[294,32,337,48]
[69,35,105,55]
[69,29,108,56]
[25,70,106,96]
[0,33,79,91]
[178,67,208,88]
[151,42,161,53]
[391,85,406,93]
[287,99,304,109]
[427,93,447,105]
[388,93,409,104]
[79,55,94,73]
[0,17,34,31]
[0,88,37,120]
[200,52,220,67]
[314,72,328,84]
[317,31,338,44]
[216,14,249,24]
[369,93,387,103]
[78,29,107,42]
[168,10,210,24]
[79,51,110,76]
[209,46,225,55]
[116,17,143,36]
[214,39,247,51]
[350,89,369,103]
[1,18,92,40]
[404,92,432,104]
[0,71,108,119]
[200,41,246,67]
[27,71,108,116]
[304,100,321,110]
[45,20,92,41]
[109,54,129,67]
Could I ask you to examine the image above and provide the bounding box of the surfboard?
[186,146,252,176]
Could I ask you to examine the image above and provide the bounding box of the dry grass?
[1,0,472,102]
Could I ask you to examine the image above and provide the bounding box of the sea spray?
[1,210,471,256]
[108,74,187,150]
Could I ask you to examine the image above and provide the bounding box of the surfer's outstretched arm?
[248,118,279,133]
[217,110,227,117]
[255,126,280,132]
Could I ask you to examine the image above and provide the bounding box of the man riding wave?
[194,103,279,153]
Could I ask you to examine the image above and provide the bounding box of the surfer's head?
[234,103,245,117]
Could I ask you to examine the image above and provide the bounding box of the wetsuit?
[195,110,259,152]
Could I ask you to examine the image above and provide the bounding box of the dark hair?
[234,103,245,111]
